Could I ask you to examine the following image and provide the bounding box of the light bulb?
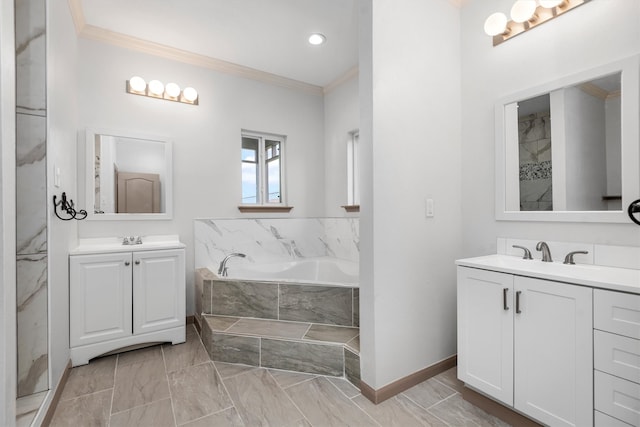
[165,82,180,98]
[511,0,537,23]
[148,80,164,96]
[182,87,198,102]
[484,12,508,36]
[129,76,146,92]
[308,33,326,45]
[538,0,563,7]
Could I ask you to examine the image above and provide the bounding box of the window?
[241,131,285,205]
[347,130,360,206]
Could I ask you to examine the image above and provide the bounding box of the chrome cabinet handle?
[516,291,522,314]
[124,261,130,266]
[503,288,509,310]
[135,260,140,265]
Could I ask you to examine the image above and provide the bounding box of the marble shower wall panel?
[519,112,553,211]
[17,254,48,397]
[194,218,359,271]
[16,114,47,254]
[15,0,49,397]
[15,0,46,116]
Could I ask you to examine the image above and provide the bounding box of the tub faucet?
[218,253,246,277]
[536,241,553,262]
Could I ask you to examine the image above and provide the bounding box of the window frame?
[240,130,287,207]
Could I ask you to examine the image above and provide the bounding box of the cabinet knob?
[135,260,140,265]
[124,261,130,266]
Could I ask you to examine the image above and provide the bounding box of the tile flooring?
[49,325,510,426]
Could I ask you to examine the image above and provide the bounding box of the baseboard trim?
[360,355,457,404]
[41,360,72,427]
[461,387,542,427]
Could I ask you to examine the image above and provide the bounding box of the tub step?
[200,315,360,387]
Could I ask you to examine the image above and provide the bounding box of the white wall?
[461,0,640,258]
[76,39,326,315]
[0,0,17,421]
[47,0,78,406]
[360,0,462,389]
[324,75,359,217]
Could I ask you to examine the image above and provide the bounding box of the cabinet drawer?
[595,330,640,384]
[595,411,634,427]
[595,370,640,426]
[595,290,640,339]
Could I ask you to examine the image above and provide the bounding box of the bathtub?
[224,257,358,287]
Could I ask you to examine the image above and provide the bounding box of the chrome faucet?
[536,241,553,262]
[218,253,246,277]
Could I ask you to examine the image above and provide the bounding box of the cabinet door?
[133,249,185,334]
[514,276,592,427]
[457,267,514,406]
[70,253,133,347]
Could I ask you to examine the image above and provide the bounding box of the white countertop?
[456,254,640,294]
[70,235,185,255]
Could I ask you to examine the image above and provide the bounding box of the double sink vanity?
[457,242,640,427]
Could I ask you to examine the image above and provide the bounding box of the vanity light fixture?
[484,0,590,46]
[126,76,199,105]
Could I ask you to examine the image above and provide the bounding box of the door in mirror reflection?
[514,72,621,212]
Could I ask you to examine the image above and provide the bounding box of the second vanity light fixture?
[484,0,590,46]
[126,76,199,105]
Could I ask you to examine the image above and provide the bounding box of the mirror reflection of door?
[116,172,161,213]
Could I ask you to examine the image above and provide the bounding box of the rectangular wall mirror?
[495,55,639,223]
[84,128,173,220]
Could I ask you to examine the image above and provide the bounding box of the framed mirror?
[495,55,639,223]
[84,128,173,220]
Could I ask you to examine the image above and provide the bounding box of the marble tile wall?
[194,218,359,273]
[518,112,553,211]
[15,0,49,397]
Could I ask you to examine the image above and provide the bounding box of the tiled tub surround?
[197,267,361,387]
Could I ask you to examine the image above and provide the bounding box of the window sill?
[238,205,294,213]
[341,205,360,213]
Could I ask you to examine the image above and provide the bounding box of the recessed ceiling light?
[308,33,326,46]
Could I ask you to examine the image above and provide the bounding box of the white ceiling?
[80,0,359,88]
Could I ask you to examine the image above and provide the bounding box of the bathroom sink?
[456,254,640,294]
[70,235,185,255]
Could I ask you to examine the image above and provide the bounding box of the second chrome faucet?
[536,241,553,262]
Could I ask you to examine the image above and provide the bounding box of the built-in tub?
[224,257,358,287]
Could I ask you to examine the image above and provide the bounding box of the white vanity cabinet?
[70,238,185,366]
[458,266,593,427]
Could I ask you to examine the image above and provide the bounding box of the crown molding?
[323,66,359,95]
[67,2,324,96]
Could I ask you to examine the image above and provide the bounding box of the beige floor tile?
[268,369,317,389]
[214,361,258,379]
[49,389,112,427]
[180,407,244,427]
[226,317,310,339]
[112,355,170,413]
[286,377,378,427]
[403,377,457,409]
[434,367,465,393]
[346,335,360,353]
[110,398,175,427]
[169,361,233,425]
[60,355,116,401]
[303,324,359,343]
[117,345,163,367]
[327,377,361,398]
[224,368,304,426]
[163,333,210,373]
[353,394,448,427]
[428,393,512,427]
